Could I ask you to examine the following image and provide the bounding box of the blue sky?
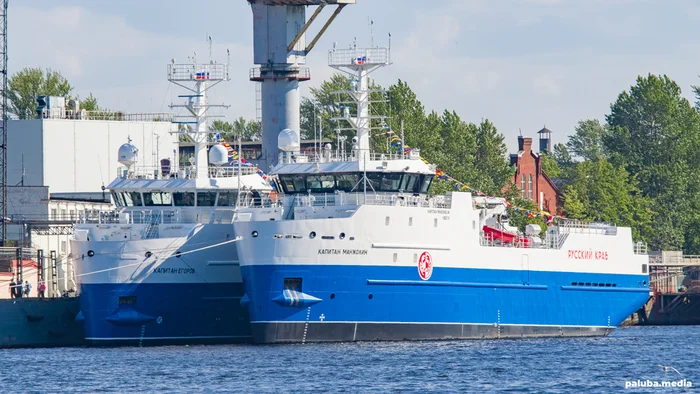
[11,0,700,151]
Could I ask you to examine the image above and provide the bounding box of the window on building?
[528,175,533,200]
[51,208,57,220]
[69,210,75,219]
[61,209,66,219]
[521,174,526,199]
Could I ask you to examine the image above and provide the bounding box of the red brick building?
[508,128,561,214]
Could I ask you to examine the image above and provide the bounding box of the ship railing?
[75,208,239,226]
[289,192,450,209]
[116,165,259,180]
[328,48,390,67]
[634,242,648,255]
[236,195,282,209]
[39,110,174,122]
[557,220,617,235]
[479,233,534,249]
[168,63,228,82]
[279,149,423,165]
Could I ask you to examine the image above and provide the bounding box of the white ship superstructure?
[232,45,651,343]
[70,53,276,345]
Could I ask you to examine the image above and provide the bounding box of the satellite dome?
[118,142,138,167]
[278,128,300,152]
[209,144,229,166]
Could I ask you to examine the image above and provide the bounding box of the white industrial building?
[1,113,178,298]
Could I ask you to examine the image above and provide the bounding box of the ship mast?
[329,45,390,164]
[168,49,230,179]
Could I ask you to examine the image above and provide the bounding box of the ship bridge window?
[400,174,420,193]
[366,172,383,191]
[336,173,359,191]
[121,192,143,207]
[217,191,238,207]
[143,192,173,207]
[173,192,195,207]
[380,173,403,191]
[112,192,124,208]
[307,175,336,193]
[197,191,217,207]
[279,175,307,193]
[278,173,428,194]
[419,175,432,194]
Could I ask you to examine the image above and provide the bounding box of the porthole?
[339,233,346,240]
[145,251,153,258]
[252,231,259,238]
[368,294,373,300]
[309,231,316,239]
[175,251,182,258]
[330,293,335,300]
[87,250,95,257]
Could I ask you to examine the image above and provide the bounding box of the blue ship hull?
[79,283,251,346]
[241,265,650,343]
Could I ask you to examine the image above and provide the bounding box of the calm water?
[2,326,698,393]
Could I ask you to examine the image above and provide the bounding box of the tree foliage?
[567,119,606,161]
[8,67,73,119]
[301,74,513,198]
[210,118,261,142]
[604,74,700,251]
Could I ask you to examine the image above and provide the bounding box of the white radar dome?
[209,144,229,166]
[278,128,300,152]
[118,142,139,167]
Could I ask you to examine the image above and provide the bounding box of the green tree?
[540,152,561,179]
[8,67,73,119]
[78,93,99,111]
[561,159,653,240]
[605,74,700,251]
[507,198,547,235]
[210,118,261,142]
[567,119,606,161]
